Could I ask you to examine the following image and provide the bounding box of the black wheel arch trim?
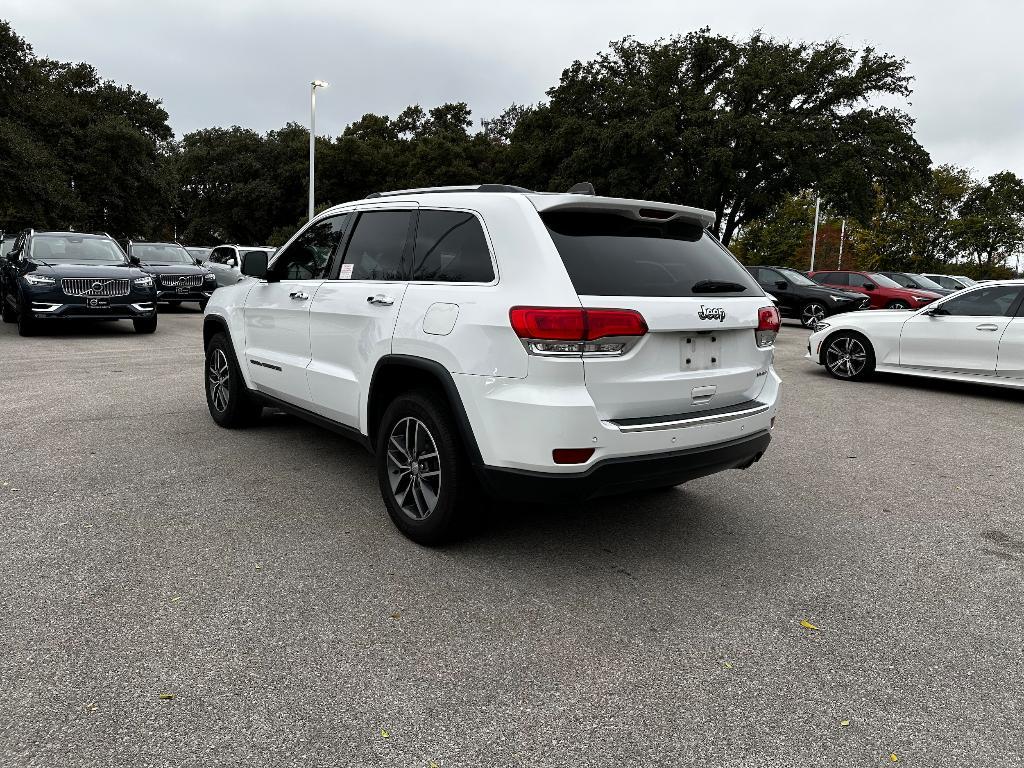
[368,354,484,467]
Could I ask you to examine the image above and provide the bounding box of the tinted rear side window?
[411,210,494,282]
[341,210,413,280]
[541,211,760,297]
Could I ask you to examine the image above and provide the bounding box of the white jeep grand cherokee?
[202,184,781,544]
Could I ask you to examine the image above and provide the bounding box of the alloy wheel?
[386,416,442,521]
[801,303,827,328]
[825,336,867,379]
[208,349,230,412]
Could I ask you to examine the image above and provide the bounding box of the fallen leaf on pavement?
[159,693,175,700]
[840,719,850,727]
[391,612,400,620]
[169,596,181,603]
[800,620,820,631]
[890,754,899,762]
[381,730,390,738]
[722,661,734,669]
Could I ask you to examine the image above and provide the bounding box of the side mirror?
[906,282,919,289]
[862,283,875,291]
[128,254,141,266]
[240,250,268,280]
[5,249,19,263]
[774,280,788,290]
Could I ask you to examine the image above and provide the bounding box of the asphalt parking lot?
[2,310,1022,767]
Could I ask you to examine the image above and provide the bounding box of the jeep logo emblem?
[698,305,726,322]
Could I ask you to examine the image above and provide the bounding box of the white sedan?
[807,280,1024,388]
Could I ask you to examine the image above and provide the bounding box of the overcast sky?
[5,0,1021,178]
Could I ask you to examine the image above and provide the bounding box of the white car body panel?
[205,188,782,475]
[807,280,1024,390]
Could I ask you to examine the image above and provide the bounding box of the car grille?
[61,278,131,297]
[159,274,203,288]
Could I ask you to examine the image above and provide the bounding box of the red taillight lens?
[509,307,586,340]
[757,305,781,332]
[552,448,595,465]
[584,309,648,339]
[509,307,647,340]
[756,305,780,348]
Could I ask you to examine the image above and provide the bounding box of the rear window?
[541,211,760,297]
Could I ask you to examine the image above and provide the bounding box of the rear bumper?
[477,431,771,502]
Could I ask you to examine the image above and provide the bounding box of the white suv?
[202,185,781,544]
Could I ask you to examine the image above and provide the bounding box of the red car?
[808,270,941,310]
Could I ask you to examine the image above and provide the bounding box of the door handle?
[976,323,999,331]
[289,291,309,300]
[367,294,395,306]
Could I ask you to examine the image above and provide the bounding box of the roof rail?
[365,184,534,199]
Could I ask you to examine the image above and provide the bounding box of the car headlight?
[133,275,154,287]
[911,295,930,302]
[204,272,217,282]
[812,321,831,333]
[24,274,56,286]
[829,295,849,302]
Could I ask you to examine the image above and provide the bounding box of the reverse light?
[552,448,596,465]
[510,307,647,357]
[755,305,781,348]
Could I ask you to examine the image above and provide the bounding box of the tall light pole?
[837,219,846,270]
[809,196,821,272]
[309,80,329,221]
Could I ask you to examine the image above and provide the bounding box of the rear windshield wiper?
[691,280,748,293]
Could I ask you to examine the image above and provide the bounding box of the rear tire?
[205,332,263,428]
[376,391,473,546]
[800,301,828,328]
[823,331,875,382]
[133,316,158,334]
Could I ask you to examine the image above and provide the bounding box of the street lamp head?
[311,80,329,89]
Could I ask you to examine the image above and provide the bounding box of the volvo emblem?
[91,281,104,292]
[698,305,726,322]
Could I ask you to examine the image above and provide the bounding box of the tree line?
[2,19,1022,274]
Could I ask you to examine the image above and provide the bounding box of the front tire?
[17,296,36,336]
[376,391,473,546]
[887,300,910,310]
[167,300,182,308]
[823,332,875,382]
[133,315,158,334]
[1,292,16,323]
[800,301,828,328]
[205,332,263,428]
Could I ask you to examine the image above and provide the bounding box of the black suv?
[127,241,217,309]
[1,230,158,336]
[747,265,868,327]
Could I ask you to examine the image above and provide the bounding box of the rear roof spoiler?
[526,194,716,228]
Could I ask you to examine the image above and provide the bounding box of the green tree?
[957,171,1024,270]
[504,30,930,245]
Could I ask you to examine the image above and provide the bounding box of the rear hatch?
[535,198,773,421]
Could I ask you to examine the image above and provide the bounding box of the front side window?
[339,210,413,281]
[272,214,350,280]
[934,286,1022,317]
[411,210,494,282]
[542,211,759,297]
[31,235,125,265]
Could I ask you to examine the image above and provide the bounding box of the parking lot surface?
[2,310,1022,767]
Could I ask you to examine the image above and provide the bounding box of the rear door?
[540,208,772,421]
[306,207,415,428]
[900,285,1024,374]
[242,215,348,408]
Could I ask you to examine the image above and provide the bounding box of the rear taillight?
[509,307,647,356]
[756,305,781,348]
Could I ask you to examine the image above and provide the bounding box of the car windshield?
[186,247,211,259]
[133,243,194,264]
[32,235,126,264]
[1,238,14,257]
[908,274,946,291]
[868,273,903,289]
[777,268,816,286]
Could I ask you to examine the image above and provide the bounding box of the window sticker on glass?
[339,263,354,280]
